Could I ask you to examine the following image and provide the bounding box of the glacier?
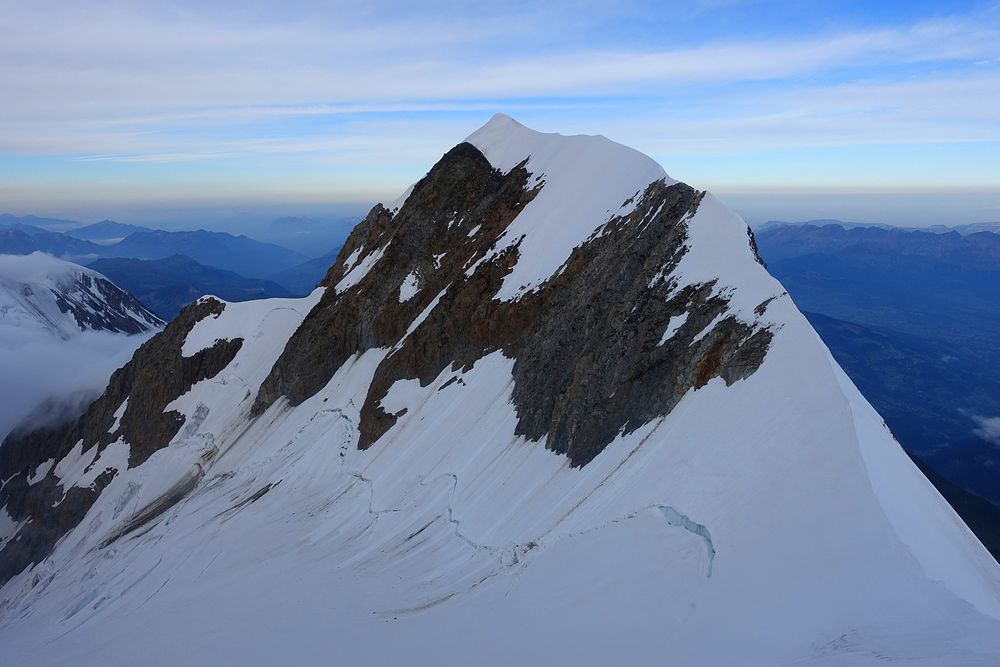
[0,116,998,665]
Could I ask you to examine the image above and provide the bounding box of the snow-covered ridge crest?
[460,113,674,300]
[0,251,90,284]
[0,251,162,338]
[456,116,785,329]
[1,118,1000,665]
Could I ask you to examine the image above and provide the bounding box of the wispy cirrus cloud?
[0,0,998,216]
[2,4,997,118]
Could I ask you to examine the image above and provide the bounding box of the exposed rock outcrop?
[252,142,540,415]
[0,298,242,584]
[53,270,163,334]
[254,142,772,466]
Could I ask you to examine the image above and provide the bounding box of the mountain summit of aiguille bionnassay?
[2,115,999,665]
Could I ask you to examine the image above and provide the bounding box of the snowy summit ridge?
[464,113,672,300]
[0,252,162,338]
[1,117,1000,665]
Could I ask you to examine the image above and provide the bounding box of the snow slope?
[1,118,999,666]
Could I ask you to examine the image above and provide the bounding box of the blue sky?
[1,0,999,226]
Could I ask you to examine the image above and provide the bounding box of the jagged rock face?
[52,271,163,334]
[252,142,537,415]
[0,298,242,585]
[255,143,772,466]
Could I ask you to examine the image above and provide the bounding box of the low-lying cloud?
[972,415,1000,447]
[0,326,151,443]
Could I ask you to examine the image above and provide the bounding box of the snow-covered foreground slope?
[1,117,999,665]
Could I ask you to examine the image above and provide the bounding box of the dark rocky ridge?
[0,298,242,585]
[252,142,540,416]
[255,142,773,466]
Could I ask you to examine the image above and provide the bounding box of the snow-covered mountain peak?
[465,112,669,180]
[0,252,162,338]
[2,121,1000,665]
[462,115,673,299]
[0,251,80,283]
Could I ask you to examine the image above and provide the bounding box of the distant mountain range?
[756,222,1000,510]
[0,213,346,317]
[3,211,359,255]
[105,229,305,278]
[250,215,358,255]
[0,215,307,279]
[0,224,105,259]
[756,217,1000,235]
[0,213,80,233]
[64,220,154,244]
[89,255,292,320]
[757,223,1000,346]
[266,246,341,295]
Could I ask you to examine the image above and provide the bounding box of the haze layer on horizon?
[2,0,999,228]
